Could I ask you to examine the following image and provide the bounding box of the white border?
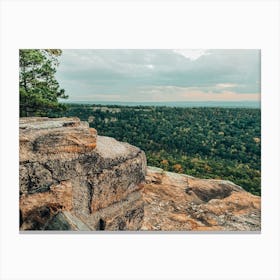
[0,1,279,280]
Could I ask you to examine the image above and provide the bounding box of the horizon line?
[60,100,260,103]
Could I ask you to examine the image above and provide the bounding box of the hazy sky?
[55,49,260,102]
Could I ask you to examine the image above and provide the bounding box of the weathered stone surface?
[43,211,91,231]
[20,117,97,163]
[19,117,260,232]
[88,152,146,212]
[20,181,73,230]
[142,167,261,231]
[20,181,73,220]
[19,117,146,231]
[81,191,144,231]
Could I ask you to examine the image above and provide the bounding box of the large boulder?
[19,117,146,231]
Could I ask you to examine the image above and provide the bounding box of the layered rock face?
[19,117,146,230]
[19,117,261,231]
[142,167,261,231]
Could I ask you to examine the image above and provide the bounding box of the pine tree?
[19,49,68,117]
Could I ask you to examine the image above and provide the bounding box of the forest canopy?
[60,104,261,196]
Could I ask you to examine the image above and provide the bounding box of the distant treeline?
[57,104,261,196]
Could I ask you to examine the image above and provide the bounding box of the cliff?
[19,117,261,231]
[20,117,146,230]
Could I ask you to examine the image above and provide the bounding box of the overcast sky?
[55,49,260,102]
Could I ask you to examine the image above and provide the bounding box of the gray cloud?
[55,49,260,102]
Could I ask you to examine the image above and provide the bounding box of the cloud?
[216,83,238,89]
[118,85,259,102]
[55,49,260,102]
[173,49,209,61]
[146,64,154,69]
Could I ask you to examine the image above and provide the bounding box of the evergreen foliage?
[19,49,68,117]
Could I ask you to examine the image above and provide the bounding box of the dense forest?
[57,104,261,196]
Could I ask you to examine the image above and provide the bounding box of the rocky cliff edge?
[143,167,260,231]
[19,117,261,231]
[20,117,146,230]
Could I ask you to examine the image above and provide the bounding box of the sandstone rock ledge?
[142,167,261,231]
[20,117,146,230]
[19,117,261,232]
